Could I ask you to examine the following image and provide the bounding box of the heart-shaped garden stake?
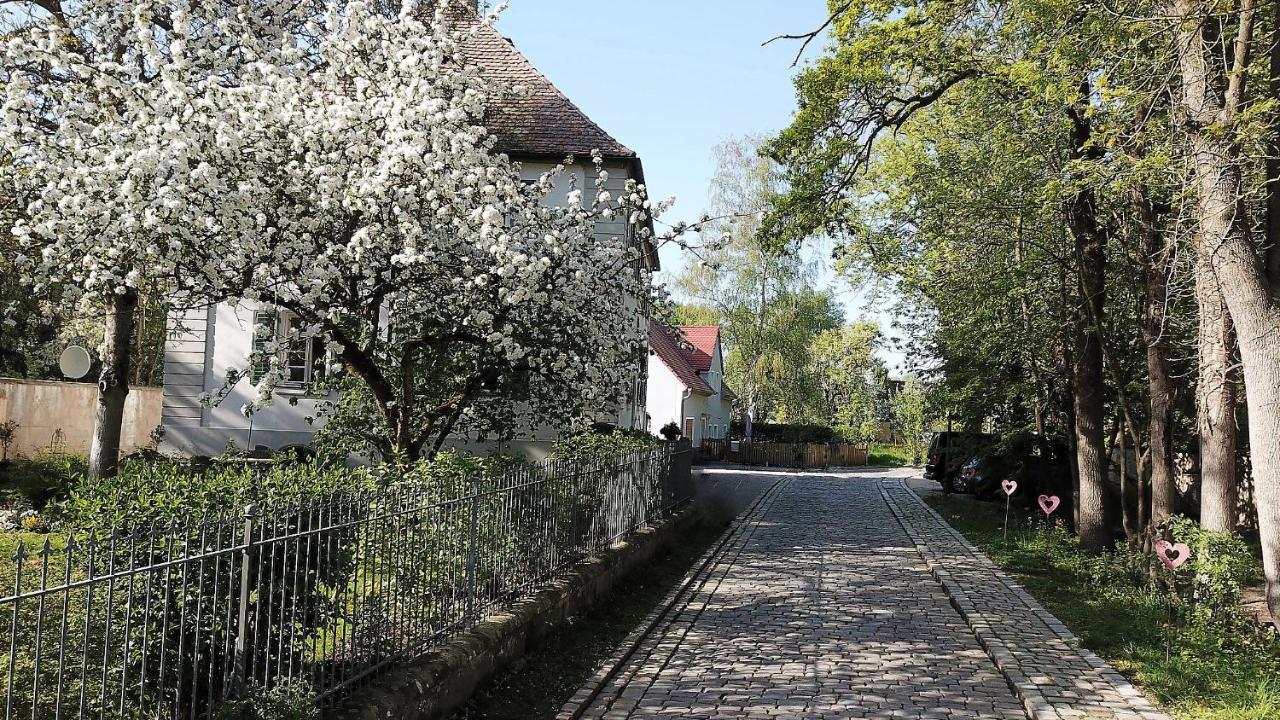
[1155,540,1191,570]
[1001,479,1018,496]
[1038,495,1060,516]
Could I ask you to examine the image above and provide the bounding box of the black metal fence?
[1,444,690,719]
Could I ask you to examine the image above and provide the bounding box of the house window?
[683,417,694,439]
[252,309,329,387]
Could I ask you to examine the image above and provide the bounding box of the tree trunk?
[89,289,139,479]
[1169,0,1279,626]
[1117,420,1139,543]
[1213,222,1280,631]
[1065,80,1112,553]
[1136,186,1178,529]
[1197,253,1239,532]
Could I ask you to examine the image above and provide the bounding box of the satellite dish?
[58,346,92,380]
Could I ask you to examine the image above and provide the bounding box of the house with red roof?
[160,6,655,459]
[646,322,736,446]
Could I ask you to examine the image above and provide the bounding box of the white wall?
[646,354,685,437]
[644,338,737,447]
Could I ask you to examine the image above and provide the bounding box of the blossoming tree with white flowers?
[222,3,662,461]
[3,0,674,466]
[0,0,342,476]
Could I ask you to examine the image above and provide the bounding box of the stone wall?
[0,378,162,458]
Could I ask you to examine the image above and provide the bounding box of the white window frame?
[252,309,330,389]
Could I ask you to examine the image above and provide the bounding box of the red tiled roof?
[678,326,720,372]
[649,321,713,395]
[455,13,637,159]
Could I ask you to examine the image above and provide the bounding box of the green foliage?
[866,444,915,467]
[0,419,16,461]
[659,422,682,441]
[763,0,1178,439]
[211,680,318,720]
[0,448,84,510]
[393,449,530,495]
[675,135,851,425]
[62,457,374,528]
[890,378,931,464]
[313,377,390,464]
[730,422,838,444]
[927,494,1280,719]
[666,303,721,327]
[1165,517,1262,639]
[552,430,659,461]
[811,322,887,443]
[974,428,1071,499]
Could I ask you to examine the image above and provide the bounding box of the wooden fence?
[700,439,867,468]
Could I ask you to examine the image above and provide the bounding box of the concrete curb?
[336,505,706,720]
[880,479,1170,720]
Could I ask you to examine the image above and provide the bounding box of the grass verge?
[866,445,916,467]
[923,492,1280,720]
[448,519,729,719]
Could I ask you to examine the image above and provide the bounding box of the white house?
[646,323,736,447]
[160,9,654,459]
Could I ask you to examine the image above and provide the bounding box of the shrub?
[62,457,374,528]
[1165,516,1261,635]
[659,421,682,441]
[10,458,377,718]
[0,448,84,510]
[552,429,659,460]
[392,449,530,495]
[0,419,17,462]
[211,680,318,720]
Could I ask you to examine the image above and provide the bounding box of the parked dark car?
[925,432,998,492]
[943,432,1072,505]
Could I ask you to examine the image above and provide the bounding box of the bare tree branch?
[762,1,855,67]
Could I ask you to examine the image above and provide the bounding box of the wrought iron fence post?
[232,504,257,696]
[570,462,582,555]
[464,484,479,619]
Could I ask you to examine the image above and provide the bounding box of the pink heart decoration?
[1001,479,1018,496]
[1038,495,1061,515]
[1155,540,1191,570]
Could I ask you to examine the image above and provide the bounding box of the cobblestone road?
[560,469,1169,720]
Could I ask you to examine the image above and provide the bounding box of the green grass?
[866,444,917,467]
[924,493,1280,720]
[448,520,729,719]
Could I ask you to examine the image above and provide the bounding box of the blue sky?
[496,2,907,373]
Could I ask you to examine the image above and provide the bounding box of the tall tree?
[677,135,842,428]
[765,0,1141,549]
[811,322,888,444]
[1165,0,1280,624]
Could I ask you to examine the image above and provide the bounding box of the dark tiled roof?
[649,321,713,395]
[455,12,636,159]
